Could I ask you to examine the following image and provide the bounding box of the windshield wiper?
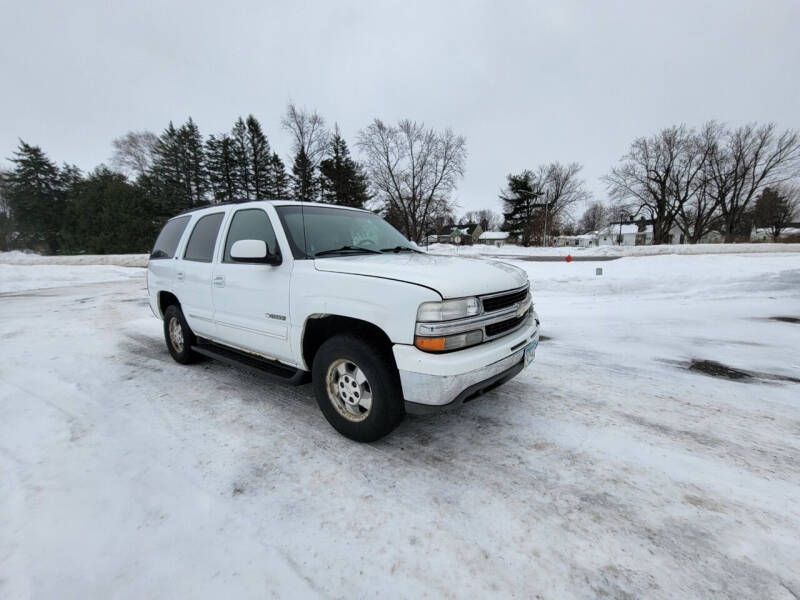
[313,245,383,258]
[380,245,422,253]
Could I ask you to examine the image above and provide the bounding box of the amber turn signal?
[414,336,446,352]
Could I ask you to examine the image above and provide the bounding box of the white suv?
[147,200,539,441]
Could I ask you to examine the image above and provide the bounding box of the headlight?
[415,330,483,352]
[416,297,480,322]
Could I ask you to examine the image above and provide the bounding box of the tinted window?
[184,213,224,262]
[150,216,190,259]
[223,209,280,262]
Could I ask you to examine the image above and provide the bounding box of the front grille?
[485,308,530,338]
[481,286,528,313]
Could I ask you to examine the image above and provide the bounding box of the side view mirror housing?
[230,239,281,266]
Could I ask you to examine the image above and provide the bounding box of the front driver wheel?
[312,335,404,442]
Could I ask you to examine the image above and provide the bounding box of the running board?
[192,339,309,385]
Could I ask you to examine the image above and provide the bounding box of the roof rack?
[171,198,288,218]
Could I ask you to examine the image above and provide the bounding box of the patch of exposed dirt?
[769,316,800,324]
[683,359,800,384]
[689,360,753,381]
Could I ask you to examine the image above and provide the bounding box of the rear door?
[211,207,293,362]
[174,211,225,338]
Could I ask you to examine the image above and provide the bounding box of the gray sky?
[2,0,799,219]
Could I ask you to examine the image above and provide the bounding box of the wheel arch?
[157,291,180,318]
[301,314,396,372]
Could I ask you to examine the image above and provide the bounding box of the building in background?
[478,231,510,246]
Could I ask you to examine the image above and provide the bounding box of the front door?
[212,207,292,363]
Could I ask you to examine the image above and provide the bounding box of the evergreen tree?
[499,170,544,246]
[753,186,797,241]
[150,122,189,216]
[270,152,289,198]
[318,127,370,208]
[206,134,237,203]
[231,117,252,200]
[291,148,316,202]
[179,117,207,207]
[61,167,157,254]
[5,140,67,252]
[149,118,208,215]
[245,115,272,199]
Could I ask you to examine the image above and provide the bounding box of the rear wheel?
[312,335,404,442]
[163,304,200,364]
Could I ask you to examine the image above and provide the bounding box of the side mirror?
[230,239,281,266]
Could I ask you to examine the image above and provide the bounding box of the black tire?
[163,304,200,364]
[312,335,405,442]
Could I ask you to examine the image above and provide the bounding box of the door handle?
[176,272,185,281]
[213,276,225,288]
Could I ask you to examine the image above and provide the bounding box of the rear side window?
[183,213,225,262]
[150,216,190,259]
[223,209,280,262]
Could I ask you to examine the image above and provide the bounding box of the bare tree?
[539,162,590,222]
[706,123,800,241]
[281,103,329,168]
[461,209,501,231]
[673,121,723,243]
[578,201,607,233]
[604,125,708,244]
[357,119,467,242]
[110,130,158,178]
[0,170,13,250]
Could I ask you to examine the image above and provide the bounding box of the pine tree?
[179,117,207,207]
[318,128,370,208]
[206,134,237,203]
[231,117,252,200]
[499,170,544,246]
[270,152,289,198]
[150,122,188,215]
[5,140,67,252]
[61,167,157,254]
[245,115,272,199]
[149,118,208,215]
[291,148,316,202]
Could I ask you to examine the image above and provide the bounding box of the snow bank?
[0,263,144,294]
[0,251,149,267]
[425,241,800,258]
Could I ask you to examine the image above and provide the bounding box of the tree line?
[604,122,800,243]
[492,121,799,247]
[0,104,468,253]
[2,112,798,254]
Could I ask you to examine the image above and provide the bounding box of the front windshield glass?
[275,205,413,258]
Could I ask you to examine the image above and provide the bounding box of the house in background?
[478,231,510,246]
[751,223,800,241]
[597,223,639,246]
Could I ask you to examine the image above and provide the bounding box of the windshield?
[275,205,413,259]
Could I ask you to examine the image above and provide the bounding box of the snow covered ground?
[1,254,799,599]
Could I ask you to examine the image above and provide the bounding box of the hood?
[313,253,528,298]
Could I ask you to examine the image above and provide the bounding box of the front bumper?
[394,310,539,413]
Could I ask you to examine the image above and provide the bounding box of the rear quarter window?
[150,216,190,259]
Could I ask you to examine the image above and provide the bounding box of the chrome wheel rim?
[168,316,184,353]
[326,359,372,422]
